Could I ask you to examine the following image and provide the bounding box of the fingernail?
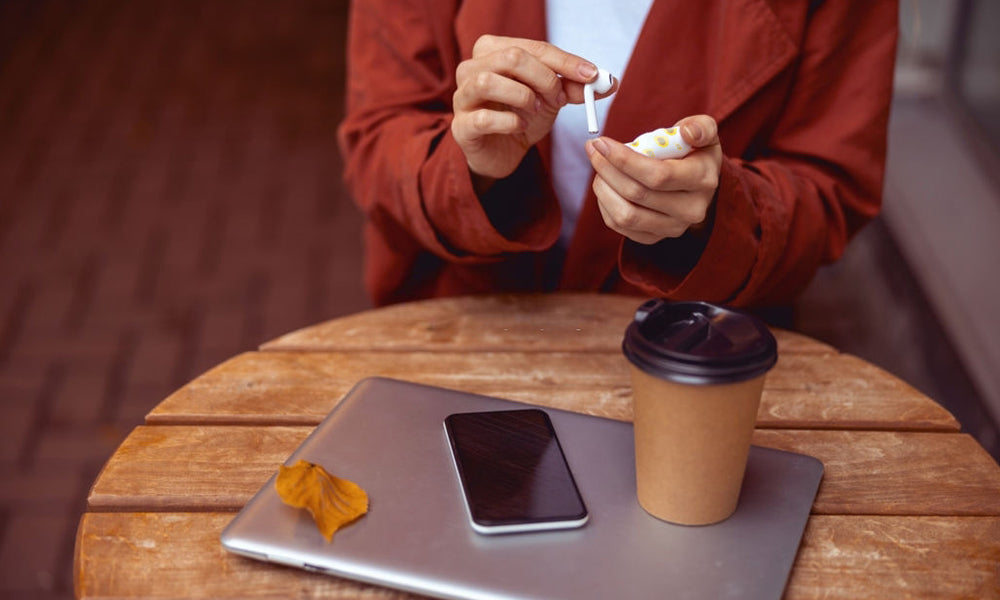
[578,63,597,80]
[593,138,609,156]
[683,123,703,143]
[556,90,567,106]
[534,98,543,113]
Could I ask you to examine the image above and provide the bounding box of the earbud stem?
[584,68,612,134]
[584,85,598,134]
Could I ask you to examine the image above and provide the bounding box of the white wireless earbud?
[584,68,614,134]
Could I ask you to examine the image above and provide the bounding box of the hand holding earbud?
[451,35,615,193]
[585,115,722,245]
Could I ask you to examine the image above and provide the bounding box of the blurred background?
[0,1,997,597]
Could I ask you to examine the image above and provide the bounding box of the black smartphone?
[444,409,589,535]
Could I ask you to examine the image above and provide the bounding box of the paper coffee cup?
[622,300,777,525]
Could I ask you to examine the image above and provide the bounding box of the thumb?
[677,115,719,148]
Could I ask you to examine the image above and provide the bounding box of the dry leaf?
[275,459,369,542]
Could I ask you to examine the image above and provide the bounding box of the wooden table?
[75,293,1000,599]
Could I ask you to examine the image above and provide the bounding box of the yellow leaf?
[275,460,369,542]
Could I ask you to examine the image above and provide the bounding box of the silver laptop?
[221,377,823,599]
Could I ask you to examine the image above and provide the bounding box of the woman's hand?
[452,35,614,192]
[586,115,722,244]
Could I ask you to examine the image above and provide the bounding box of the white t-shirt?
[546,0,654,246]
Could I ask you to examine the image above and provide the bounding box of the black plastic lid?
[622,300,778,385]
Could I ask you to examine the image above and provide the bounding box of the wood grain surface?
[75,512,1000,599]
[88,426,1000,516]
[260,294,836,355]
[75,294,1000,599]
[149,350,956,430]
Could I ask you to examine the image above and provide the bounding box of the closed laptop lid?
[221,377,823,600]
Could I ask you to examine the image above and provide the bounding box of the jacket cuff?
[420,133,561,258]
[619,157,760,304]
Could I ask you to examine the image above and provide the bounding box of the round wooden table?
[75,293,1000,598]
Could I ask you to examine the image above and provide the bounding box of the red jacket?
[338,0,897,307]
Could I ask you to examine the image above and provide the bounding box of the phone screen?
[444,409,588,535]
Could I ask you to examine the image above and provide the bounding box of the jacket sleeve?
[619,1,897,306]
[336,0,561,264]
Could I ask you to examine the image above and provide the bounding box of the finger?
[587,137,718,194]
[468,36,620,106]
[643,189,711,227]
[588,141,712,225]
[472,34,597,84]
[452,108,525,141]
[592,176,690,243]
[457,50,566,109]
[453,69,539,114]
[594,191,664,245]
[481,47,566,107]
[676,114,720,149]
[587,138,660,204]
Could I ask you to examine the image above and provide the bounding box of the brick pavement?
[0,2,368,597]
